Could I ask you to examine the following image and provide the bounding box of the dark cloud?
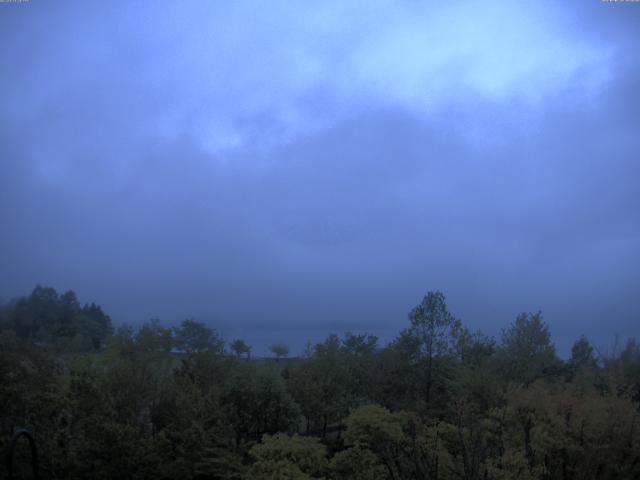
[1,0,638,355]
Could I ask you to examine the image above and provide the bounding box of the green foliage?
[247,433,327,479]
[231,339,252,359]
[374,292,465,416]
[1,285,639,479]
[341,332,378,357]
[498,311,558,385]
[407,291,459,360]
[0,286,112,350]
[342,405,405,462]
[270,342,290,360]
[339,404,451,479]
[600,338,640,402]
[567,335,598,382]
[329,445,386,480]
[222,363,300,447]
[247,460,310,480]
[174,318,225,355]
[286,334,355,436]
[496,381,640,479]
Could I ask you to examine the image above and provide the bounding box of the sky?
[1,0,639,356]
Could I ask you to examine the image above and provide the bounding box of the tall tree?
[569,335,597,374]
[230,338,251,359]
[403,291,460,404]
[270,343,290,361]
[499,311,557,385]
[173,318,224,355]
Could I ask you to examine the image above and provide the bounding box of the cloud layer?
[1,0,639,354]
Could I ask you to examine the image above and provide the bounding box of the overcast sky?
[1,0,639,355]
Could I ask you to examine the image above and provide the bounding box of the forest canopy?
[1,286,639,479]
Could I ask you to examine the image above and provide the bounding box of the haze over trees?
[270,343,290,361]
[1,286,639,479]
[231,339,252,359]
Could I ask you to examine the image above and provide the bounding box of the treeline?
[1,287,639,479]
[0,285,112,351]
